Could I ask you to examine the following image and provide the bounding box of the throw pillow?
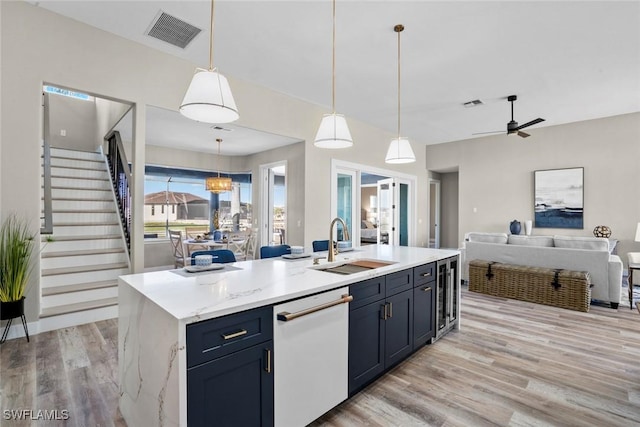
[466,232,508,244]
[508,235,554,247]
[553,235,609,251]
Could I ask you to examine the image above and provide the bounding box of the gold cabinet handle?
[388,302,393,318]
[265,348,271,373]
[381,303,388,320]
[422,286,432,292]
[277,294,353,322]
[222,329,248,340]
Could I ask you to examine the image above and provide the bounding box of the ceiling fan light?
[314,113,353,149]
[385,137,415,164]
[180,69,239,124]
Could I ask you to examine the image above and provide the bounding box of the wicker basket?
[469,260,592,312]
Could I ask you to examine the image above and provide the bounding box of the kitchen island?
[118,244,459,427]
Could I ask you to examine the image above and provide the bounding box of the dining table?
[183,239,225,256]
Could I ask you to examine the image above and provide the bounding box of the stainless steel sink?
[314,259,396,275]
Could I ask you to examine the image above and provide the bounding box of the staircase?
[40,147,130,330]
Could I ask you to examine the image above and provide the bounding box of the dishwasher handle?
[277,294,353,322]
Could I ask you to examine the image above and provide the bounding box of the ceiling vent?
[211,126,233,132]
[146,11,201,49]
[463,99,484,108]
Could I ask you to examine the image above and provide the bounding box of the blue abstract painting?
[534,167,584,229]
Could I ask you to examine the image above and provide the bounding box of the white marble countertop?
[118,245,459,324]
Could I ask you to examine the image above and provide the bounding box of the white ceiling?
[116,105,302,156]
[35,1,640,151]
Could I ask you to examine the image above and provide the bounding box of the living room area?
[425,111,640,311]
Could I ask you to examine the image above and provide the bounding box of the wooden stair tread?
[41,248,126,258]
[42,262,129,277]
[40,297,118,318]
[52,209,117,213]
[47,173,108,180]
[41,234,122,242]
[51,185,111,192]
[42,280,118,296]
[50,222,119,227]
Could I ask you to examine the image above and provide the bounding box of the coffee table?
[627,252,640,309]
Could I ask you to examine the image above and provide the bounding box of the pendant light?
[385,24,415,164]
[205,138,232,193]
[180,0,239,124]
[314,0,353,149]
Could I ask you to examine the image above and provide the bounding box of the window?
[144,166,252,238]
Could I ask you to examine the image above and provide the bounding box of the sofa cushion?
[466,232,508,244]
[553,235,609,251]
[507,235,554,247]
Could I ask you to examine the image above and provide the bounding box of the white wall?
[47,93,97,151]
[425,112,640,266]
[440,171,459,248]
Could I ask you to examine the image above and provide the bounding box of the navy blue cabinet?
[384,288,414,368]
[187,306,274,427]
[413,262,436,349]
[187,342,274,427]
[348,269,414,395]
[348,300,385,392]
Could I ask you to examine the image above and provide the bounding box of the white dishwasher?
[274,286,352,427]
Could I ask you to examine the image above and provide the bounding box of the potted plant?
[0,215,36,331]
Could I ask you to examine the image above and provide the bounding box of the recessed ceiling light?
[463,99,484,108]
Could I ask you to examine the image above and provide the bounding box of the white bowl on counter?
[194,254,213,266]
[290,246,304,255]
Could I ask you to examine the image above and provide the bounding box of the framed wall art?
[534,167,584,229]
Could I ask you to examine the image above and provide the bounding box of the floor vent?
[146,11,201,49]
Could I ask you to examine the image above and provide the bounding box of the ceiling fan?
[474,95,545,138]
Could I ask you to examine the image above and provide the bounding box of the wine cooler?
[433,255,460,342]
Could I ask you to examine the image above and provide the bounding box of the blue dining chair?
[312,240,330,252]
[190,249,236,265]
[260,244,291,259]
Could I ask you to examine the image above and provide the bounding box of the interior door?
[377,178,394,245]
[429,179,441,248]
[261,163,286,247]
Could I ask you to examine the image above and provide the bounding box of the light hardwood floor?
[2,287,639,426]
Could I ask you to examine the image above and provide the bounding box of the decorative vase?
[0,297,29,344]
[213,230,222,241]
[509,220,521,235]
[0,297,25,320]
[524,220,532,236]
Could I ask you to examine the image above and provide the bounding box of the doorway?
[260,162,287,247]
[429,179,441,248]
[331,160,415,247]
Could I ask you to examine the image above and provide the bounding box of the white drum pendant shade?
[314,113,353,149]
[385,137,415,164]
[180,69,239,124]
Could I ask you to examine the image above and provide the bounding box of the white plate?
[184,264,225,272]
[282,253,311,259]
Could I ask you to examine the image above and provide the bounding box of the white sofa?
[461,232,623,308]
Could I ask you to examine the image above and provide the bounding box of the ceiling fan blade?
[517,130,531,138]
[516,118,545,130]
[472,130,503,135]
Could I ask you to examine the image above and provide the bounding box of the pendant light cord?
[216,138,222,178]
[332,0,336,114]
[209,0,215,70]
[395,25,404,140]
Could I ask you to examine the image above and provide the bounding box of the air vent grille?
[146,11,201,49]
